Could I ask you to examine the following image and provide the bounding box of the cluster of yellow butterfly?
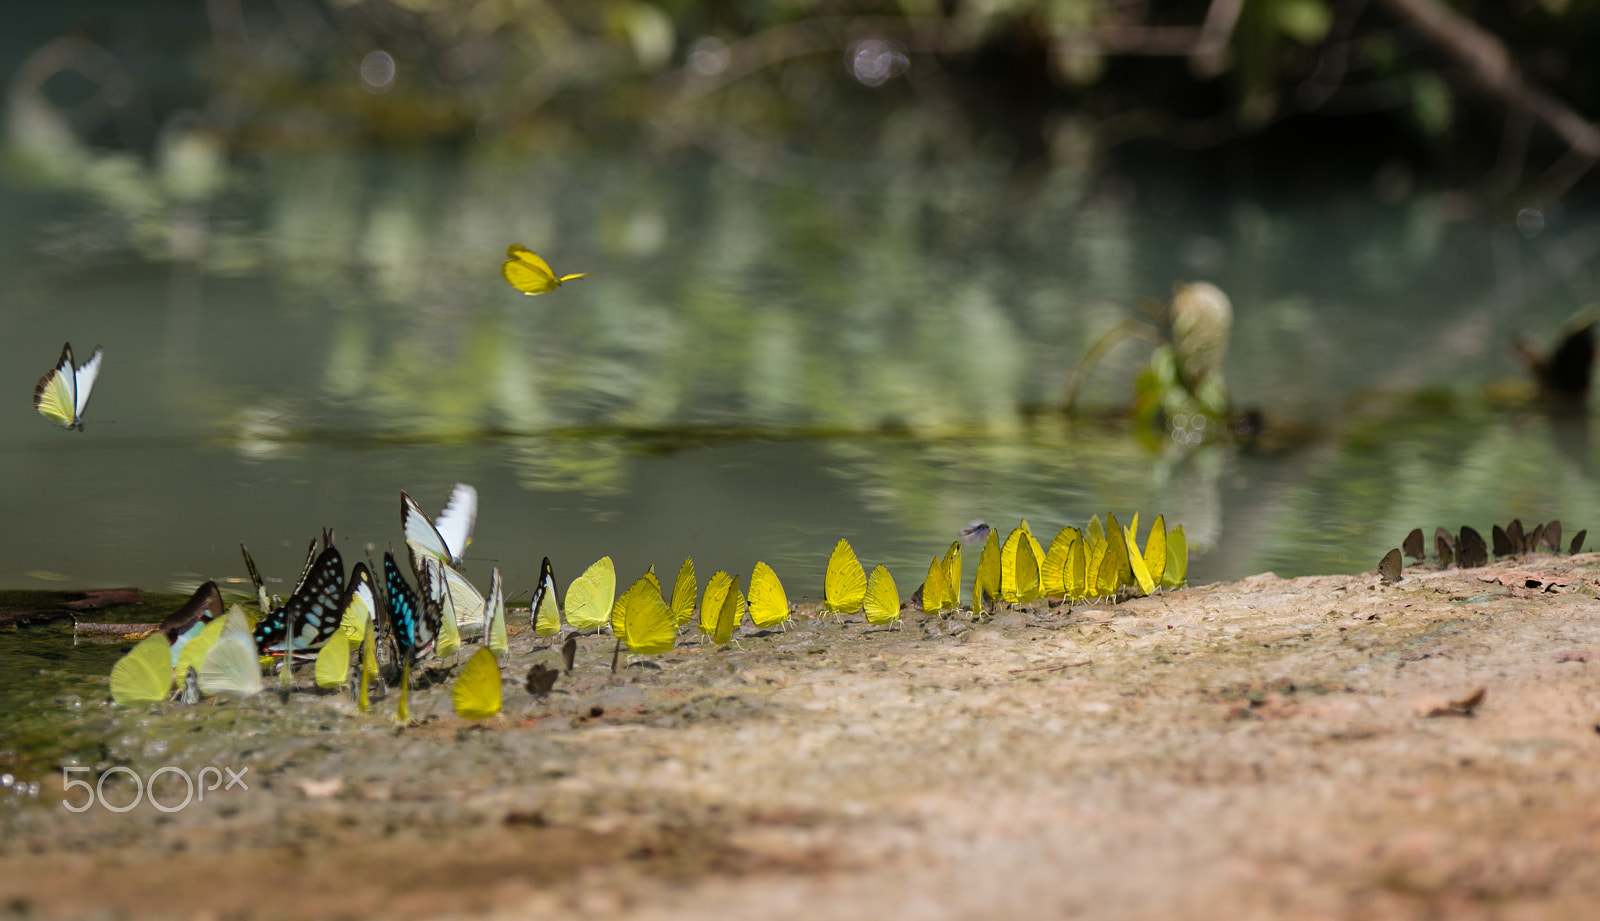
[819,513,1187,623]
[109,509,1188,723]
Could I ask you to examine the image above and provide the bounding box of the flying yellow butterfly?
[502,244,588,295]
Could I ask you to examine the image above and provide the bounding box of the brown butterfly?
[1378,548,1403,584]
[1527,522,1545,555]
[562,635,578,674]
[1492,524,1514,558]
[1571,529,1587,555]
[1507,519,1525,553]
[525,662,559,696]
[1458,526,1488,568]
[1544,520,1563,553]
[1402,528,1424,562]
[1435,527,1455,567]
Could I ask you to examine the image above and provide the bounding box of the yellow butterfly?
[1162,524,1188,589]
[531,556,562,637]
[921,557,953,614]
[1065,539,1087,600]
[451,647,502,719]
[1143,515,1168,590]
[612,572,677,655]
[863,565,900,626]
[502,244,588,295]
[713,574,744,645]
[671,557,697,626]
[1014,538,1041,603]
[110,632,173,706]
[699,570,734,636]
[748,562,789,628]
[565,556,616,630]
[1041,527,1079,598]
[313,629,351,690]
[973,528,1001,611]
[823,539,867,614]
[941,541,962,607]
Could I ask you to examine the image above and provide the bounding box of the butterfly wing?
[384,551,429,664]
[532,557,562,637]
[700,570,732,636]
[33,343,77,428]
[432,563,484,637]
[974,528,1001,608]
[615,573,676,655]
[502,244,559,295]
[314,629,351,690]
[425,560,461,658]
[256,546,345,653]
[1066,539,1087,600]
[72,345,103,422]
[1143,516,1168,589]
[671,557,697,626]
[1125,523,1156,596]
[402,492,451,568]
[486,567,507,657]
[864,565,900,625]
[713,574,743,645]
[339,563,377,643]
[941,542,962,607]
[452,647,502,719]
[999,529,1021,601]
[922,558,949,613]
[564,556,616,630]
[200,607,263,698]
[433,484,477,564]
[161,581,225,648]
[110,632,173,706]
[1162,525,1188,588]
[240,543,274,614]
[824,539,867,613]
[748,562,789,628]
[1015,538,1042,602]
[175,612,230,679]
[1042,528,1075,597]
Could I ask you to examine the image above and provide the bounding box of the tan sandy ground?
[4,556,1600,920]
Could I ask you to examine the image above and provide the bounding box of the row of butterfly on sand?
[1376,520,1588,583]
[106,484,1193,722]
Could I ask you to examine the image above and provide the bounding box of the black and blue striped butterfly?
[384,550,438,664]
[253,544,346,654]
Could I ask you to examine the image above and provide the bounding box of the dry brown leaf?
[1413,686,1486,718]
[294,778,344,798]
[1476,570,1568,592]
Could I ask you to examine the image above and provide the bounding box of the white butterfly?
[199,606,263,698]
[402,483,477,569]
[34,342,103,431]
